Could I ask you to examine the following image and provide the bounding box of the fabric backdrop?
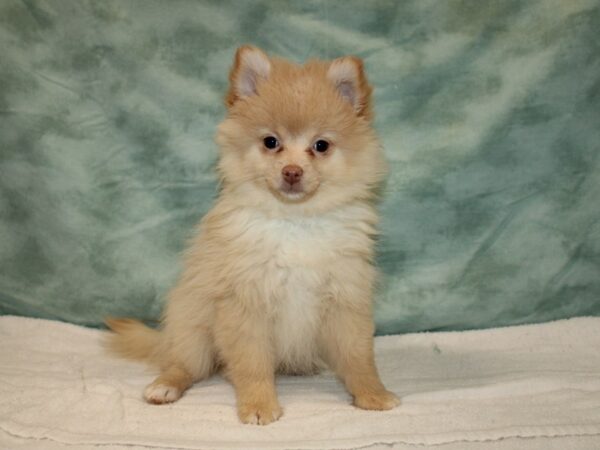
[1,0,599,333]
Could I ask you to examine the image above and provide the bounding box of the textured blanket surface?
[1,0,599,332]
[1,316,599,449]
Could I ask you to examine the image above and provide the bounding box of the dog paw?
[144,383,182,404]
[354,390,400,411]
[238,401,283,425]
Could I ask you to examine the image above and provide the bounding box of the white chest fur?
[271,266,323,371]
[226,209,364,370]
[252,216,337,370]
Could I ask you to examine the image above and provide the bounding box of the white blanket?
[1,316,599,450]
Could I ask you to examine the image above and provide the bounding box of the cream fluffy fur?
[106,46,399,425]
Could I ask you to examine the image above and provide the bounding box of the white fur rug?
[1,316,599,450]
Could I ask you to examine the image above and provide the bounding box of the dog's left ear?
[225,46,271,108]
[327,56,373,120]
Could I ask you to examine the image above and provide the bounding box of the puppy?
[106,45,399,425]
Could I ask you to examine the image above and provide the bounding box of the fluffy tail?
[104,317,162,365]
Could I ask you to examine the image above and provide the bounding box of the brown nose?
[282,164,303,185]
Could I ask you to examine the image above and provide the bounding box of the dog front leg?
[215,300,282,425]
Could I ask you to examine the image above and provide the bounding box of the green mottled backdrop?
[1,0,599,333]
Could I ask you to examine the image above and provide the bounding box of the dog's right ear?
[327,56,373,120]
[225,46,271,108]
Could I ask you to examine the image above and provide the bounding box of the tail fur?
[105,317,162,365]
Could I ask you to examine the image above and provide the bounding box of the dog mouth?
[265,177,319,202]
[275,180,311,201]
[280,181,305,194]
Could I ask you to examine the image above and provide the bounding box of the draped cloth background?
[1,0,599,332]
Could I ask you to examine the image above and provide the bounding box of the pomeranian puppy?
[106,45,399,425]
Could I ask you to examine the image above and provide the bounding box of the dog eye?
[263,136,279,150]
[313,140,329,153]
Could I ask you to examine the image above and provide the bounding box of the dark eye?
[263,136,279,150]
[313,139,329,153]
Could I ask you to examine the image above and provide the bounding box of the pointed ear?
[225,46,271,108]
[327,56,373,119]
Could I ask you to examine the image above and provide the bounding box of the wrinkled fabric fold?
[0,1,599,332]
[1,316,599,449]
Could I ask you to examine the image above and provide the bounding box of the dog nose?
[282,165,303,185]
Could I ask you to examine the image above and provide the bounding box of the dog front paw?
[238,401,283,425]
[144,383,182,404]
[354,390,400,410]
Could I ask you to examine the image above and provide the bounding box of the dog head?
[216,46,386,214]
